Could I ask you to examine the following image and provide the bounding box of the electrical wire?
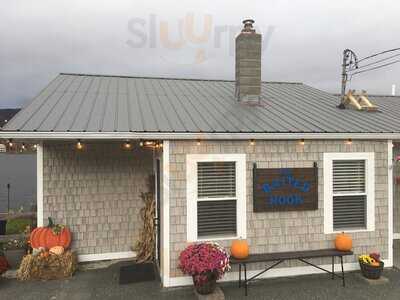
[348,58,400,79]
[349,53,400,72]
[357,47,400,64]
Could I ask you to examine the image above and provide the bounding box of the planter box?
[4,248,26,269]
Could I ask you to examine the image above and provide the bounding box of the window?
[186,154,246,242]
[323,153,375,233]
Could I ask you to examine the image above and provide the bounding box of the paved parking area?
[1,263,399,300]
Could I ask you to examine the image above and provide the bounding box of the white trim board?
[161,141,170,287]
[167,259,391,287]
[2,131,400,140]
[323,152,375,234]
[78,251,136,262]
[36,143,44,227]
[186,154,247,242]
[388,140,394,267]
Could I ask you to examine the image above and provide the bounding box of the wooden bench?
[230,249,354,296]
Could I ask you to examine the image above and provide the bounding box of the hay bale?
[16,250,77,281]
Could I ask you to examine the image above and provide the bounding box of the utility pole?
[339,49,358,109]
[339,50,348,109]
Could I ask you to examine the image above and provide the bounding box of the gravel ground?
[1,263,399,300]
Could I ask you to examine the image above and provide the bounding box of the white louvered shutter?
[197,162,237,238]
[332,160,367,230]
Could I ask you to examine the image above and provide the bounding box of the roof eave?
[0,131,399,141]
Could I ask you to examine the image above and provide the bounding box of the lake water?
[0,153,36,213]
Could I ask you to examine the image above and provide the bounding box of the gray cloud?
[1,0,399,108]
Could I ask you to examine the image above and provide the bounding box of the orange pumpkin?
[231,239,249,259]
[371,261,380,267]
[30,218,71,250]
[334,232,352,251]
[40,251,50,258]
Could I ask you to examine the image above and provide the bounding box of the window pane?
[197,200,237,237]
[333,160,365,194]
[198,162,236,198]
[333,195,366,229]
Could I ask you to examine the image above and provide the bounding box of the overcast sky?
[1,0,399,108]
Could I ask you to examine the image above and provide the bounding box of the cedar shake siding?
[42,143,153,255]
[168,140,388,278]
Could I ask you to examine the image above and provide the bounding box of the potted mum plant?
[179,242,230,295]
[359,252,384,279]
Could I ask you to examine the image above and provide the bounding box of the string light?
[159,142,163,148]
[250,139,255,146]
[123,141,132,149]
[76,139,84,150]
[299,139,305,146]
[196,139,201,146]
[139,140,144,147]
[144,141,154,146]
[8,139,13,147]
[21,143,26,151]
[345,138,353,145]
[33,144,37,151]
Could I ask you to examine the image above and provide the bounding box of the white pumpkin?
[49,246,64,255]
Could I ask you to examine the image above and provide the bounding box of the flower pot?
[4,249,26,269]
[359,260,384,280]
[193,272,218,295]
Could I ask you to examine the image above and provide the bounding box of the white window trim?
[186,154,246,242]
[323,152,375,234]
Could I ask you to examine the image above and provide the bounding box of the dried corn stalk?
[134,176,156,263]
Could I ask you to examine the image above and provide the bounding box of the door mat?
[119,262,156,285]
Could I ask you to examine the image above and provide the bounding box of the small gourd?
[49,246,65,255]
[231,238,249,259]
[335,232,352,251]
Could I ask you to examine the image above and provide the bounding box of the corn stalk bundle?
[134,176,156,263]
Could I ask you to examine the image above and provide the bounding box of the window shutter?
[197,200,237,237]
[332,160,366,230]
[333,160,365,194]
[198,162,236,198]
[333,195,366,229]
[197,161,237,238]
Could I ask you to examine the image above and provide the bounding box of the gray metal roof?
[3,73,400,134]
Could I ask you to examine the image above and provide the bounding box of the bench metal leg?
[340,256,345,287]
[244,263,248,296]
[332,256,334,280]
[239,263,242,288]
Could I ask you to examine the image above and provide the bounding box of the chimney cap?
[242,19,256,33]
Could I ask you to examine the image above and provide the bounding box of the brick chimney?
[235,19,262,103]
